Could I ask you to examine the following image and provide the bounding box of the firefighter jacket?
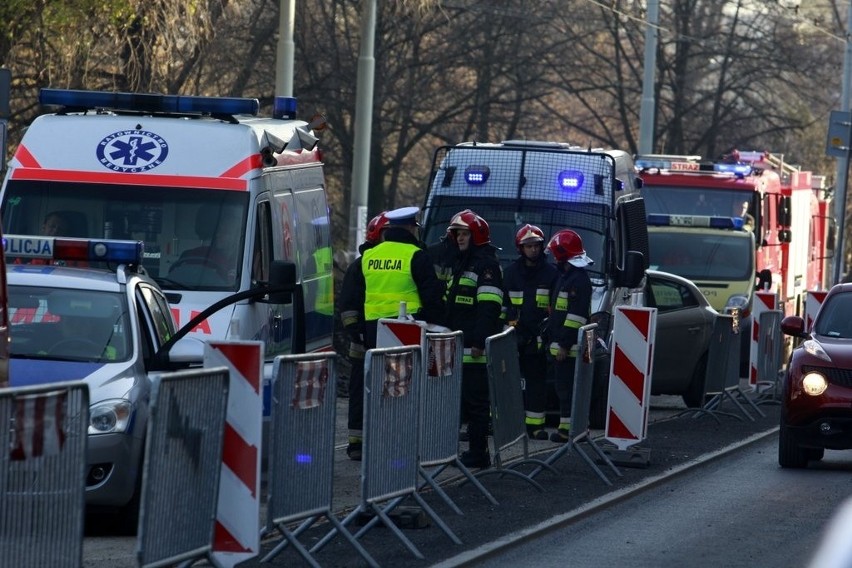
[359,228,446,324]
[445,245,504,363]
[546,263,592,357]
[427,237,458,296]
[503,255,559,354]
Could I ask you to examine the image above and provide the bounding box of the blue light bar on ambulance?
[558,170,584,192]
[39,89,260,116]
[3,235,144,264]
[464,166,490,185]
[272,96,297,119]
[647,214,745,230]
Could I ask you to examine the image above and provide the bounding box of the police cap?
[385,206,421,226]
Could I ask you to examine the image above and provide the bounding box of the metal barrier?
[755,309,784,405]
[261,352,377,567]
[0,382,88,568]
[683,315,763,422]
[418,331,497,511]
[476,327,553,491]
[531,325,622,485]
[136,367,230,568]
[312,344,461,560]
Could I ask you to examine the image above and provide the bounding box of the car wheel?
[778,415,810,469]
[682,354,708,409]
[589,356,609,430]
[806,447,825,462]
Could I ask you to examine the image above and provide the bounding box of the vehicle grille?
[802,365,852,388]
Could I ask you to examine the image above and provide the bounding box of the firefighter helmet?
[365,211,389,244]
[547,229,593,267]
[448,210,491,246]
[515,224,545,253]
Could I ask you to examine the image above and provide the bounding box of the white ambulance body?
[0,89,333,409]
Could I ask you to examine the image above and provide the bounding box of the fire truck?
[637,152,831,319]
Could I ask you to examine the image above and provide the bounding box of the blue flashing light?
[3,235,144,264]
[647,215,743,230]
[272,96,298,119]
[39,88,259,116]
[464,165,490,185]
[295,453,313,464]
[713,162,752,176]
[558,170,584,192]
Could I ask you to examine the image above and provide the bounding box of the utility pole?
[275,0,295,97]
[832,1,852,285]
[637,0,659,155]
[348,0,377,251]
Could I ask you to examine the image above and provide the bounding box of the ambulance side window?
[253,201,273,284]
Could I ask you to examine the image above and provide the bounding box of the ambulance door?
[254,196,292,359]
[292,185,333,353]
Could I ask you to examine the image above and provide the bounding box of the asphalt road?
[475,435,852,567]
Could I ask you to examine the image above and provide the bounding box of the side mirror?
[616,250,645,288]
[780,315,806,338]
[268,260,296,304]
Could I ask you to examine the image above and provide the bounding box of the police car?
[6,235,188,532]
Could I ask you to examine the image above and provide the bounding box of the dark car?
[546,269,719,415]
[645,269,719,407]
[778,283,852,468]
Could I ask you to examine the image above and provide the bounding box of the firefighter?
[503,224,559,440]
[358,206,445,348]
[444,210,504,468]
[545,229,593,443]
[338,211,388,461]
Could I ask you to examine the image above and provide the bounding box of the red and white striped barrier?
[605,306,657,451]
[805,290,827,332]
[750,291,777,387]
[377,318,425,349]
[204,341,263,568]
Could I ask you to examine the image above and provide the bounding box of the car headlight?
[725,295,750,319]
[801,371,829,396]
[89,399,133,434]
[803,339,832,362]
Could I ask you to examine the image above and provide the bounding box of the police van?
[0,89,333,410]
[420,140,648,427]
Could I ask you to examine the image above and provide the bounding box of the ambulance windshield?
[2,180,249,291]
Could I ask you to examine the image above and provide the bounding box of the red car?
[779,283,852,468]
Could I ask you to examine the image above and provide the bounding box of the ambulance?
[0,89,334,409]
[420,140,648,428]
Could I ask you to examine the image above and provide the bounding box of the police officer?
[503,224,559,440]
[338,211,388,460]
[358,206,445,348]
[545,229,593,443]
[444,210,504,468]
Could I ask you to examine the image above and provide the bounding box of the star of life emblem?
[96,129,169,172]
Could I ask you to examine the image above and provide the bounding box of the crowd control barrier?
[136,367,230,568]
[531,325,622,485]
[312,344,461,560]
[755,310,784,405]
[261,352,378,567]
[418,330,497,511]
[479,327,553,491]
[0,382,88,568]
[683,315,760,423]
